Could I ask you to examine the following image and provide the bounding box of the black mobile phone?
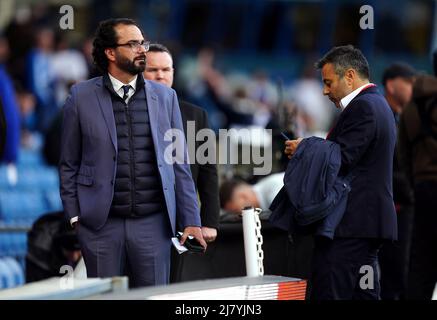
[281,131,291,140]
[176,232,204,253]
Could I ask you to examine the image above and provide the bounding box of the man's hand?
[201,227,217,243]
[180,226,207,251]
[284,138,303,159]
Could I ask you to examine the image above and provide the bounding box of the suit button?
[111,180,114,185]
[113,156,116,161]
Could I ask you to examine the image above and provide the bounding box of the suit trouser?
[310,237,382,300]
[77,211,172,288]
[379,204,414,300]
[407,181,437,300]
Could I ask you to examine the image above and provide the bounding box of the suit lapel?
[144,80,160,150]
[327,86,379,140]
[95,78,117,150]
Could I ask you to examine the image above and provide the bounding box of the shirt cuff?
[70,216,79,226]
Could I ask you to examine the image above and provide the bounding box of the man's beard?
[115,53,146,75]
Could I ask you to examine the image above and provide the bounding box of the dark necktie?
[122,85,131,102]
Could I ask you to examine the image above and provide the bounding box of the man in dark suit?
[143,43,219,242]
[378,63,416,300]
[59,19,206,288]
[285,45,397,300]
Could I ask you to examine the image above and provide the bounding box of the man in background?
[143,43,219,243]
[398,71,437,300]
[378,63,416,300]
[219,172,284,218]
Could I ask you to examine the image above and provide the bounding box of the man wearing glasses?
[59,18,206,287]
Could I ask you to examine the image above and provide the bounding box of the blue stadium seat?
[17,148,44,167]
[0,166,11,189]
[2,257,24,287]
[45,190,63,212]
[0,233,7,256]
[0,190,49,224]
[0,258,14,289]
[14,167,59,190]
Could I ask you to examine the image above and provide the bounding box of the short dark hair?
[148,43,173,58]
[382,62,417,87]
[92,18,143,72]
[315,45,370,80]
[219,178,246,209]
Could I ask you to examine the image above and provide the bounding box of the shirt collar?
[107,72,138,93]
[340,83,375,110]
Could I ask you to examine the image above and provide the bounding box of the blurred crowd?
[0,3,436,300]
[0,8,341,175]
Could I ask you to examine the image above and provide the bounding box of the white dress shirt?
[107,72,137,103]
[339,83,375,111]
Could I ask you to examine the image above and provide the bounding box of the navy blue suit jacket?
[59,76,201,231]
[328,86,397,240]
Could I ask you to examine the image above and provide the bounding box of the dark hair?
[148,43,173,58]
[315,45,370,80]
[382,62,416,87]
[92,18,142,72]
[219,178,246,208]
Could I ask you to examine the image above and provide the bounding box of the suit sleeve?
[59,86,82,221]
[335,101,376,173]
[196,110,220,229]
[170,90,202,229]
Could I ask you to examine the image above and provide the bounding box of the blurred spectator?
[26,212,81,283]
[288,62,335,135]
[16,87,40,150]
[247,71,279,110]
[51,32,88,107]
[219,172,284,220]
[3,11,34,87]
[143,43,220,242]
[82,36,101,79]
[398,73,437,300]
[26,26,58,132]
[0,34,20,165]
[379,62,417,300]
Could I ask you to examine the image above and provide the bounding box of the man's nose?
[323,87,330,96]
[138,44,147,53]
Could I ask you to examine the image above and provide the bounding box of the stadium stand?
[0,142,63,289]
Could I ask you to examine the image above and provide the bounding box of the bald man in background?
[143,43,219,243]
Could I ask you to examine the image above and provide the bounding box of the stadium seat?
[2,257,24,287]
[0,190,49,224]
[45,190,63,212]
[17,148,44,168]
[0,258,14,289]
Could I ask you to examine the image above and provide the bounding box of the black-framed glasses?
[114,40,150,52]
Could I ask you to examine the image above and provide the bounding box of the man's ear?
[105,48,116,63]
[344,68,355,86]
[385,80,394,95]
